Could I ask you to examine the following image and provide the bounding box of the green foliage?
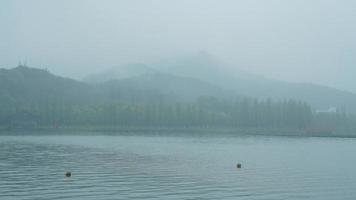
[0,66,354,131]
[0,95,313,129]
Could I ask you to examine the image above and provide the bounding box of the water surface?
[1,133,356,199]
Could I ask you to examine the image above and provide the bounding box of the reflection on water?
[1,134,356,200]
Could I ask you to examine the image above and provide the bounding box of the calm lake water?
[1,133,356,200]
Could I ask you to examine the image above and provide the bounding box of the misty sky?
[1,0,356,92]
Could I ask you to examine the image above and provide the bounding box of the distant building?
[315,107,337,114]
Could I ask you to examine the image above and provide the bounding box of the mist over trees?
[0,65,355,135]
[0,96,312,129]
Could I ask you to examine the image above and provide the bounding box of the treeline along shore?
[0,66,356,137]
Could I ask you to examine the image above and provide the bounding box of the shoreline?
[0,126,355,138]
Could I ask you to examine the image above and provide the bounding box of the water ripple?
[1,135,356,200]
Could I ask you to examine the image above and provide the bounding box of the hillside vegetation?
[0,65,355,135]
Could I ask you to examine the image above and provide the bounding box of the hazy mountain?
[151,52,356,113]
[0,66,92,105]
[83,62,230,102]
[1,66,325,131]
[0,65,355,132]
[83,63,157,83]
[83,52,356,113]
[0,66,163,106]
[0,66,227,106]
[4,59,356,115]
[100,72,229,102]
[154,51,262,87]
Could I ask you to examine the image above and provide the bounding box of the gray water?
[1,134,356,200]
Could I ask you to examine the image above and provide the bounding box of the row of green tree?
[0,96,318,129]
[1,66,355,133]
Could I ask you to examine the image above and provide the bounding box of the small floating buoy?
[65,171,72,177]
[236,163,242,169]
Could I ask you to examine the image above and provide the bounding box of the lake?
[1,133,356,199]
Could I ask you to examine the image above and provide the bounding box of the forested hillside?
[0,66,354,134]
[155,52,356,113]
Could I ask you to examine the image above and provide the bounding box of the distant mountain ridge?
[0,65,228,105]
[84,63,231,102]
[2,53,356,114]
[0,66,92,104]
[83,52,356,113]
[83,63,157,83]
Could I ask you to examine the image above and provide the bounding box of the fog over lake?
[1,0,356,92]
[1,1,356,199]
